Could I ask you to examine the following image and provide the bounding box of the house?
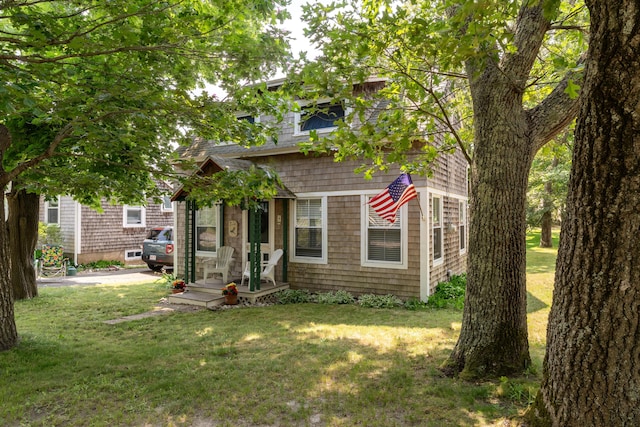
[171,80,468,302]
[39,194,174,266]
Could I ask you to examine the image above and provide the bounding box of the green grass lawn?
[0,230,558,426]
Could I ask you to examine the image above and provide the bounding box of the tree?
[528,1,640,424]
[526,129,572,247]
[0,0,291,351]
[298,0,587,377]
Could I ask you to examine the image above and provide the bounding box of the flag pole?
[416,197,426,221]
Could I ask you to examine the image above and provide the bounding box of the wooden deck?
[167,276,289,308]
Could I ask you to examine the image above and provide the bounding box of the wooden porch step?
[168,291,225,308]
[167,282,290,308]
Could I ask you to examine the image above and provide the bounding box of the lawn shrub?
[79,260,125,270]
[315,290,355,304]
[275,289,314,304]
[427,274,466,309]
[404,297,429,310]
[357,293,403,309]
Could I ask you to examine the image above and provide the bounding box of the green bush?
[79,260,124,270]
[316,290,355,304]
[357,293,403,309]
[275,289,314,304]
[427,274,466,309]
[37,222,64,247]
[404,297,429,311]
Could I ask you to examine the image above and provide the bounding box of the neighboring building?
[172,80,468,300]
[39,194,174,266]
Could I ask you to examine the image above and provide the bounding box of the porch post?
[282,200,289,282]
[183,200,191,282]
[190,202,197,284]
[249,205,262,292]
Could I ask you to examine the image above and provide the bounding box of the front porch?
[167,276,289,308]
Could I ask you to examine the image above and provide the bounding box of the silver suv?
[142,226,174,272]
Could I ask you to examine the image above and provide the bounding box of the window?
[237,114,258,124]
[161,196,173,213]
[459,201,467,253]
[432,195,443,264]
[125,249,142,260]
[361,196,408,268]
[123,205,146,228]
[44,197,60,224]
[295,102,345,134]
[196,205,219,254]
[292,198,327,263]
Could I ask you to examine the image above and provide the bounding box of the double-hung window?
[161,196,173,213]
[123,205,145,228]
[459,201,467,253]
[292,198,326,263]
[196,205,220,255]
[361,196,408,269]
[432,195,443,264]
[44,197,60,224]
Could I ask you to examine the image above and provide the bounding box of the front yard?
[0,231,557,426]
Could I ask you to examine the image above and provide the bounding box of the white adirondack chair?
[203,246,235,284]
[241,248,283,287]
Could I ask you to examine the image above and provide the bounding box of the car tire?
[148,263,163,272]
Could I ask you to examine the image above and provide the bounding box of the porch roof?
[171,155,295,202]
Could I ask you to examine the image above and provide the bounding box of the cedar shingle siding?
[174,80,468,300]
[39,196,173,265]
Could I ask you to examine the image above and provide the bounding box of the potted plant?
[171,279,186,294]
[222,282,239,305]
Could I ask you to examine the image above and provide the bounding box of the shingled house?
[39,194,174,266]
[171,79,468,303]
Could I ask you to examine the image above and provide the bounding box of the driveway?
[37,267,165,287]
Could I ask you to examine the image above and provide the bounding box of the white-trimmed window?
[44,197,60,224]
[196,205,220,255]
[361,195,408,269]
[432,195,443,264]
[459,201,467,254]
[161,196,173,213]
[292,197,327,263]
[237,114,260,124]
[294,101,347,135]
[125,249,142,261]
[123,205,145,227]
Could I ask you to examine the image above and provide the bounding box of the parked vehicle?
[142,226,174,272]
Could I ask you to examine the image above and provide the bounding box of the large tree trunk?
[528,1,640,424]
[0,125,19,351]
[443,71,533,378]
[7,187,39,300]
[0,191,18,351]
[442,1,580,379]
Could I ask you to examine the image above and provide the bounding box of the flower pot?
[224,294,238,305]
[172,289,184,294]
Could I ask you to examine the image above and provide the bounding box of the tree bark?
[0,126,19,351]
[441,1,585,378]
[529,1,640,424]
[7,187,39,300]
[443,67,533,377]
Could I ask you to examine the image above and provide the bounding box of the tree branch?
[527,65,583,154]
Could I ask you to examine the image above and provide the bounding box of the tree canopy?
[0,0,292,351]
[0,0,291,205]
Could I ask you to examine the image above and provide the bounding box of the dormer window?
[295,102,346,134]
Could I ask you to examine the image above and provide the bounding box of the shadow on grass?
[3,300,529,427]
[527,291,548,313]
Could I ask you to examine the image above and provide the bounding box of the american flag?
[368,173,418,223]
